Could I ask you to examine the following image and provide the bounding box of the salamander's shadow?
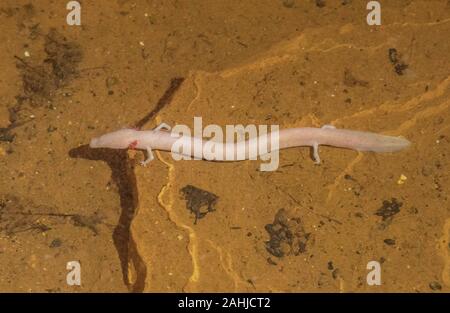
[68,77,184,291]
[69,145,145,292]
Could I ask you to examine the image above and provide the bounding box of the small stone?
[50,238,62,248]
[282,0,295,8]
[105,77,119,89]
[429,281,442,291]
[397,174,407,185]
[315,0,326,7]
[383,239,396,246]
[47,125,57,133]
[327,261,334,270]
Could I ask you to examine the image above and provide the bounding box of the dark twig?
[134,77,185,129]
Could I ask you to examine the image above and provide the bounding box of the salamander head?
[89,129,138,149]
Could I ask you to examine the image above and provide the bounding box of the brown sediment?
[0,0,449,292]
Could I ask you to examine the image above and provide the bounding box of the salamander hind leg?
[140,146,154,167]
[312,142,321,164]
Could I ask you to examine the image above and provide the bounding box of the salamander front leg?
[153,123,171,132]
[140,146,154,166]
[312,143,321,164]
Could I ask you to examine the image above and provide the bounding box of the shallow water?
[0,0,449,292]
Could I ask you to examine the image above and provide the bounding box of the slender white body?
[89,126,411,163]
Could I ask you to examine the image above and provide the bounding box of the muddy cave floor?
[0,1,450,292]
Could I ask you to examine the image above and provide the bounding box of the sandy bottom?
[0,0,449,292]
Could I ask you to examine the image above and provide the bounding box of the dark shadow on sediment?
[69,145,146,291]
[69,77,185,292]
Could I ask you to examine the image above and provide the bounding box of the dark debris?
[15,28,82,106]
[180,185,218,224]
[343,69,369,87]
[315,0,326,8]
[265,208,310,258]
[388,48,409,75]
[375,198,402,222]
